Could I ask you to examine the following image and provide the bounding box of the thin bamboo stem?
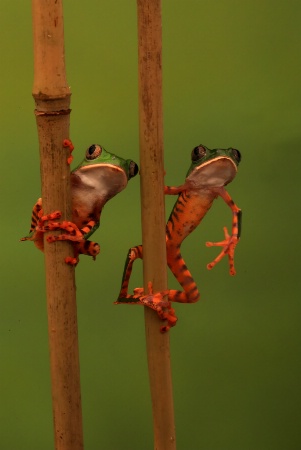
[137,1,176,449]
[32,1,83,449]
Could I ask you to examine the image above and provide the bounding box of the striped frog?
[116,145,241,332]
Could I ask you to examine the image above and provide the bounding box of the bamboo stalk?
[32,1,83,449]
[137,1,176,449]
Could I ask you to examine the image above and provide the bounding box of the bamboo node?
[34,108,71,116]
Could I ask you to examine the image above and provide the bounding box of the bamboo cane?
[32,1,83,449]
[137,1,176,449]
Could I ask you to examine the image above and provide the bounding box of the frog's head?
[72,144,139,198]
[186,145,241,188]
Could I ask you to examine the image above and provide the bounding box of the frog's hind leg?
[42,219,101,264]
[138,282,178,333]
[116,247,179,332]
[115,245,143,302]
[166,243,200,304]
[20,198,44,241]
[74,240,100,260]
[20,199,60,251]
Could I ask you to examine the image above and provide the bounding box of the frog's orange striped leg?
[20,198,45,240]
[36,216,100,265]
[117,245,143,300]
[115,246,178,332]
[164,189,202,304]
[21,202,100,264]
[166,243,200,304]
[116,245,176,304]
[206,187,242,275]
[117,243,199,305]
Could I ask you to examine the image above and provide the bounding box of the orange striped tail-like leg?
[20,198,44,240]
[165,243,201,304]
[206,188,242,275]
[20,199,61,252]
[116,245,143,301]
[115,246,178,332]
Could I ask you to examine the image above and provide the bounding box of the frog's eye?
[191,145,207,161]
[230,148,241,164]
[128,161,139,179]
[86,144,102,160]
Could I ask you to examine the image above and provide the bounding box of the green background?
[1,1,301,449]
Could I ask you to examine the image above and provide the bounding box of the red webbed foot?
[37,211,62,225]
[115,282,178,332]
[45,222,100,262]
[35,213,85,265]
[139,282,178,333]
[206,226,239,275]
[63,139,75,165]
[65,256,79,266]
[39,221,83,242]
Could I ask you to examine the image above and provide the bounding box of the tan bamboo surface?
[32,1,84,449]
[137,1,176,448]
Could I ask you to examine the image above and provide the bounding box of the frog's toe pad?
[65,256,78,266]
[140,293,170,310]
[46,235,58,243]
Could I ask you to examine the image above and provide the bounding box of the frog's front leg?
[206,187,242,275]
[206,226,238,275]
[37,215,100,265]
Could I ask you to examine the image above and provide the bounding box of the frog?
[21,144,139,265]
[115,144,242,332]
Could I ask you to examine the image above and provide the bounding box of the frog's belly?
[70,189,104,229]
[166,190,216,246]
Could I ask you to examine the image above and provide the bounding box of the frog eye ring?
[229,148,241,164]
[86,144,102,160]
[191,145,207,162]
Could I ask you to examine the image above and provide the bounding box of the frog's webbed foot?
[206,226,239,275]
[115,282,178,333]
[36,213,100,265]
[140,284,178,333]
[20,234,33,242]
[139,283,178,333]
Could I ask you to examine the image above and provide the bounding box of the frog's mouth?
[187,157,237,188]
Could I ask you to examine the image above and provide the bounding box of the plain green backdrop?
[1,1,301,449]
